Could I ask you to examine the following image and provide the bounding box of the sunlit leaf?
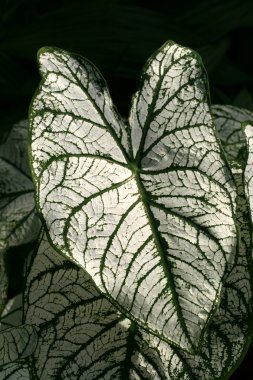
[29,42,237,351]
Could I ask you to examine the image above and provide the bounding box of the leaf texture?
[0,362,31,380]
[0,324,37,365]
[23,231,252,380]
[29,42,237,351]
[0,295,32,379]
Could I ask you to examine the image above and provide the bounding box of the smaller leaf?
[0,324,37,365]
[0,120,41,248]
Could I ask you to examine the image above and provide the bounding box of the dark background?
[1,0,253,377]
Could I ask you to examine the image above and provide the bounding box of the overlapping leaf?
[212,104,253,164]
[29,42,237,351]
[0,324,36,366]
[0,120,41,248]
[0,294,32,379]
[21,223,252,380]
[0,120,41,312]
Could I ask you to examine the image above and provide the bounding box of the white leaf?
[29,42,237,351]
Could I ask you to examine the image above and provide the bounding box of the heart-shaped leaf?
[22,227,252,380]
[29,42,237,351]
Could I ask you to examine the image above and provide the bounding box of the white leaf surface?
[29,42,237,351]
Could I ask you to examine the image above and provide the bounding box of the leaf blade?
[29,43,237,351]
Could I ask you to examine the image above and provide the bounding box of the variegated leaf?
[212,104,253,165]
[0,120,41,248]
[22,229,252,380]
[29,42,237,351]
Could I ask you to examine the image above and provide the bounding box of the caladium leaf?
[0,120,41,248]
[29,42,237,351]
[22,228,252,380]
[212,104,253,165]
